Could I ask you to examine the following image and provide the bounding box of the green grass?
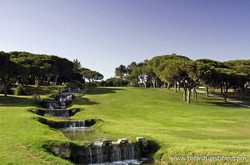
[0,87,249,164]
[0,94,72,164]
[71,87,250,164]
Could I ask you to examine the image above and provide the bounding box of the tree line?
[108,54,250,103]
[0,51,103,96]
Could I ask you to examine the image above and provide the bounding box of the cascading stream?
[37,90,152,164]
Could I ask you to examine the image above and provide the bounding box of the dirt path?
[209,94,250,108]
[197,90,250,108]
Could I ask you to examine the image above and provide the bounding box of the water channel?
[59,127,160,165]
[35,93,160,165]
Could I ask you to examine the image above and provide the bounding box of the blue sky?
[1,0,250,79]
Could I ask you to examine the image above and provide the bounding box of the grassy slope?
[0,87,249,164]
[71,87,250,164]
[0,95,72,165]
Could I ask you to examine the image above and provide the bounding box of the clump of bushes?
[15,84,26,95]
[0,85,12,94]
[31,94,42,106]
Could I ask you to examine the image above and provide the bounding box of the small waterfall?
[48,102,53,109]
[96,146,103,163]
[88,147,93,164]
[78,120,85,127]
[112,145,121,161]
[44,110,69,117]
[69,121,85,128]
[120,143,135,160]
[70,122,76,128]
[128,143,135,160]
[84,139,144,164]
[50,137,151,164]
[31,108,80,118]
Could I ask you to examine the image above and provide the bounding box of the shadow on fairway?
[86,87,125,95]
[210,102,242,108]
[204,98,245,108]
[0,95,31,107]
[72,97,99,106]
[148,139,161,156]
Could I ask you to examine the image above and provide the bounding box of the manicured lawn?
[71,87,250,164]
[0,87,249,164]
[0,95,71,165]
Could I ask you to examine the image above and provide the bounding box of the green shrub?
[49,92,59,98]
[0,85,4,93]
[31,94,42,106]
[0,84,12,94]
[15,84,26,95]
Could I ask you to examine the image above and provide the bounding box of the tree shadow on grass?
[86,87,125,95]
[72,97,99,106]
[201,98,246,109]
[211,102,244,108]
[0,95,31,107]
[148,139,161,156]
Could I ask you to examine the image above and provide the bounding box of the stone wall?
[46,137,153,164]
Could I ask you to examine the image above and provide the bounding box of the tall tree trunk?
[174,81,177,92]
[4,83,8,97]
[205,86,209,98]
[46,77,50,86]
[239,86,244,96]
[224,94,227,102]
[193,88,197,100]
[221,83,228,103]
[152,79,156,88]
[53,75,59,86]
[37,79,42,87]
[224,87,228,103]
[187,88,191,104]
[183,88,187,101]
[25,77,28,88]
[151,77,155,88]
[35,77,42,87]
[143,81,147,88]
